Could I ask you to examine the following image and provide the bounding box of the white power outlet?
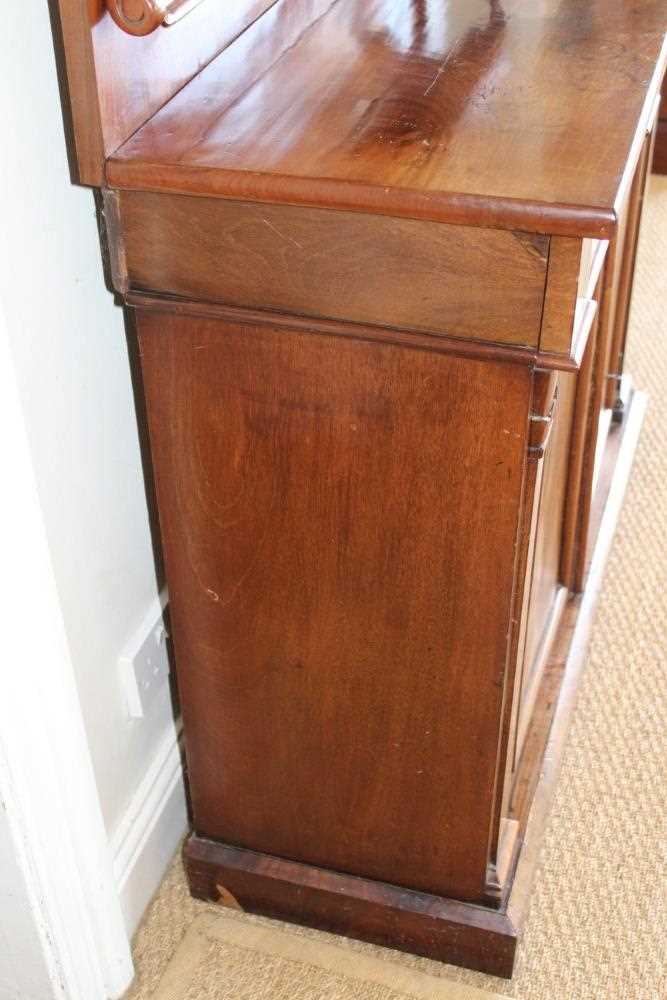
[119,592,171,719]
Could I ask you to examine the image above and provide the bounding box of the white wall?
[0,3,183,880]
[0,806,53,1000]
[0,299,133,999]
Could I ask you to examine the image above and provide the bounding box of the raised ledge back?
[53,0,277,185]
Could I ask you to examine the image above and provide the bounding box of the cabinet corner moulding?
[106,0,206,36]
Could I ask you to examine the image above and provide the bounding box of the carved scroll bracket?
[107,0,206,36]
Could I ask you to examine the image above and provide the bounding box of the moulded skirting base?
[110,723,188,937]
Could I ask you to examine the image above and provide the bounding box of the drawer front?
[114,190,549,347]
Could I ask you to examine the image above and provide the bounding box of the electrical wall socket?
[119,592,170,719]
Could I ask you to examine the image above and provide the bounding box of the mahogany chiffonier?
[54,0,666,978]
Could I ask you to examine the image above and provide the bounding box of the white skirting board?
[110,722,189,937]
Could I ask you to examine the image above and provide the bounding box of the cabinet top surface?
[108,0,667,235]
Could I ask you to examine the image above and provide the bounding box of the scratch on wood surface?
[423,41,462,96]
[262,217,305,251]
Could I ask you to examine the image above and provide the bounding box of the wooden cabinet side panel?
[136,310,532,904]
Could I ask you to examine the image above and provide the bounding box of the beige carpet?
[124,176,667,1000]
[145,912,513,1000]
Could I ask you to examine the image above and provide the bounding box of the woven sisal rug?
[147,911,512,1000]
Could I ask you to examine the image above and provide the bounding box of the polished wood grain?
[118,191,549,346]
[108,0,667,236]
[136,307,531,905]
[54,0,276,183]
